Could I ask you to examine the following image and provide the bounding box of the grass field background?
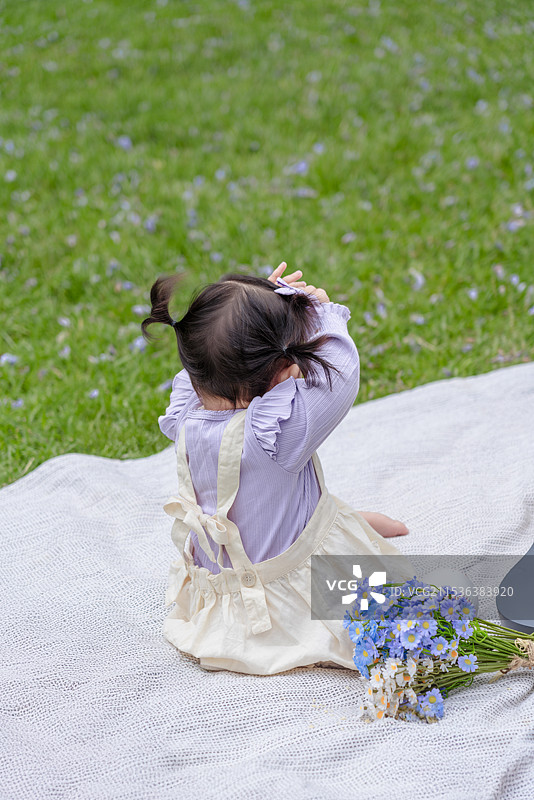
[1,0,533,488]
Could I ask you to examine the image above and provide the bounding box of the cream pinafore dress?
[162,409,412,676]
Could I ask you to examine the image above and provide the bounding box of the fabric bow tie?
[274,277,310,296]
[163,494,228,564]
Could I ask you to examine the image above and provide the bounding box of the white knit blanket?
[1,363,533,800]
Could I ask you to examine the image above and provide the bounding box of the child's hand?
[299,284,330,304]
[268,262,330,303]
[267,262,307,289]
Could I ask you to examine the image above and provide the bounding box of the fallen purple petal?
[467,288,479,300]
[116,135,133,151]
[158,379,174,392]
[370,344,386,356]
[88,389,99,398]
[129,336,147,353]
[1,353,18,365]
[132,304,151,316]
[376,303,388,319]
[409,267,425,290]
[410,313,426,325]
[144,215,158,233]
[293,187,317,198]
[285,160,309,176]
[128,211,141,226]
[11,398,24,408]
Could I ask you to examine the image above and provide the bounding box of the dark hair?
[141,272,342,408]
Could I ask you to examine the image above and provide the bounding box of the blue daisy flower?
[399,618,419,632]
[353,636,378,666]
[420,596,439,612]
[429,636,449,658]
[372,627,388,648]
[400,627,423,650]
[390,618,405,639]
[418,688,444,720]
[353,656,370,680]
[410,602,431,621]
[452,620,474,640]
[387,640,406,660]
[348,620,367,644]
[456,597,476,620]
[439,597,460,620]
[404,577,428,591]
[457,654,478,673]
[418,616,438,638]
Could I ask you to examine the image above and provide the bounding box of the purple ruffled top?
[158,298,359,574]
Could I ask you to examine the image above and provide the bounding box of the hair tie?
[274,277,309,297]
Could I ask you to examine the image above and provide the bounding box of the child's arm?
[250,299,359,473]
[158,369,200,441]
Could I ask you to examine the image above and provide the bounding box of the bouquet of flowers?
[343,576,534,723]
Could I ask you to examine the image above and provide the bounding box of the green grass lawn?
[1,0,533,488]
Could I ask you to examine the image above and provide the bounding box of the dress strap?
[212,411,273,635]
[163,421,226,569]
[162,410,272,635]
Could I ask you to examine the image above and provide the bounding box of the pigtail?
[141,274,185,342]
[276,291,342,391]
[283,335,342,391]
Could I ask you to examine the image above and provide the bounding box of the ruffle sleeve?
[158,369,199,442]
[249,376,298,459]
[311,298,351,326]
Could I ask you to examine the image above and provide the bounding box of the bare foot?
[358,511,409,538]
